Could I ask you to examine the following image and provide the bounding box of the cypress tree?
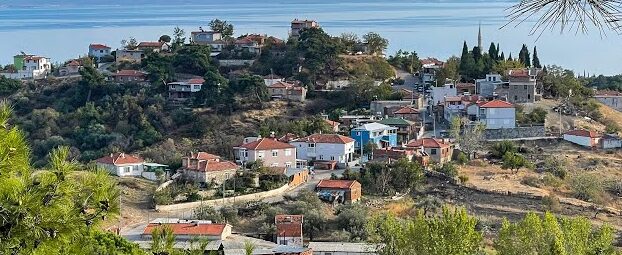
[472,46,482,62]
[519,44,531,67]
[508,53,513,61]
[532,46,541,68]
[496,43,500,59]
[500,52,505,61]
[488,42,497,60]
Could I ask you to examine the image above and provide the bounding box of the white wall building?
[468,100,516,129]
[308,242,380,255]
[430,83,457,105]
[563,130,602,148]
[88,44,112,60]
[290,134,355,168]
[475,74,504,97]
[95,153,145,177]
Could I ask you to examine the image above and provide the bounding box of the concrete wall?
[563,134,597,147]
[155,184,290,212]
[483,126,546,140]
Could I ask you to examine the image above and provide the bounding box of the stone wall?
[217,59,256,67]
[155,184,290,212]
[484,126,546,140]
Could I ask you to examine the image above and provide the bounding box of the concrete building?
[268,81,307,102]
[504,68,540,103]
[111,70,147,83]
[168,78,204,100]
[467,100,516,129]
[430,83,457,106]
[179,152,238,185]
[370,100,413,117]
[95,153,145,177]
[404,138,453,164]
[601,134,622,149]
[88,44,112,61]
[234,138,297,168]
[476,74,504,97]
[1,54,51,80]
[275,215,303,247]
[290,19,319,39]
[350,123,398,150]
[290,134,355,168]
[116,49,145,63]
[315,180,362,204]
[378,118,421,144]
[593,90,622,112]
[563,129,602,148]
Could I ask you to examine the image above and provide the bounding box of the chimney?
[270,131,276,138]
[120,153,125,158]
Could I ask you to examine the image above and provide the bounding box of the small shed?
[315,180,362,204]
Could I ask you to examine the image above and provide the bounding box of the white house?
[168,78,204,100]
[290,134,356,168]
[95,153,145,177]
[467,100,516,129]
[431,83,457,106]
[1,54,52,80]
[88,44,112,60]
[475,74,504,97]
[563,130,602,148]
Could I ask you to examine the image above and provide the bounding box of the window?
[271,163,279,167]
[524,85,527,90]
[285,149,291,156]
[330,156,335,160]
[100,50,103,53]
[514,95,518,101]
[280,240,288,245]
[258,151,264,158]
[272,150,278,157]
[308,143,315,148]
[356,131,361,136]
[319,155,324,160]
[193,85,201,90]
[123,167,131,173]
[527,94,531,100]
[431,149,437,155]
[285,162,292,168]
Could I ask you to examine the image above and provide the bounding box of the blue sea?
[1,0,621,75]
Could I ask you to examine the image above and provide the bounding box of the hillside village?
[2,18,622,255]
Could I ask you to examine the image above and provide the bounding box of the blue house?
[350,123,398,151]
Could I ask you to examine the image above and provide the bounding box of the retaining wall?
[484,126,546,140]
[155,184,289,212]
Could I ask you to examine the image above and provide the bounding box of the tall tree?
[172,26,186,50]
[508,53,513,61]
[209,19,234,38]
[0,101,121,254]
[339,32,360,53]
[459,41,476,78]
[532,46,542,68]
[362,32,389,55]
[488,42,498,60]
[78,65,105,104]
[519,44,531,67]
[435,56,460,86]
[297,27,340,85]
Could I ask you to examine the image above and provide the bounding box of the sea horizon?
[1,0,621,76]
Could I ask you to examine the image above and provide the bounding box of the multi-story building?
[430,83,457,106]
[350,123,398,150]
[268,81,307,102]
[370,100,413,117]
[290,19,319,39]
[1,54,51,80]
[168,78,204,100]
[593,90,622,112]
[88,44,112,61]
[404,138,454,164]
[476,73,504,98]
[179,152,238,185]
[234,137,297,168]
[289,134,355,168]
[417,57,444,84]
[115,49,145,63]
[467,100,516,129]
[503,68,540,103]
[377,118,420,144]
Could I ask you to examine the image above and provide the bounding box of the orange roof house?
[315,180,362,203]
[563,129,602,148]
[95,153,145,177]
[180,152,238,184]
[234,138,297,169]
[405,138,453,164]
[275,215,304,247]
[142,220,232,240]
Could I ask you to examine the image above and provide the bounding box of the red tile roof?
[278,133,299,143]
[182,152,238,172]
[405,138,451,149]
[187,78,205,84]
[143,223,227,236]
[188,152,220,160]
[508,69,530,77]
[239,138,295,150]
[420,57,444,66]
[293,134,355,144]
[316,179,359,189]
[113,70,146,77]
[268,81,295,88]
[276,215,303,237]
[89,44,111,49]
[394,106,420,114]
[565,129,602,138]
[95,153,144,165]
[477,100,514,108]
[324,119,340,127]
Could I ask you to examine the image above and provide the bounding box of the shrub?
[541,173,563,189]
[436,163,458,177]
[521,176,541,188]
[491,141,517,159]
[569,173,605,203]
[456,152,469,165]
[458,175,469,184]
[542,195,561,212]
[194,204,224,222]
[153,188,174,205]
[606,181,622,197]
[186,191,201,202]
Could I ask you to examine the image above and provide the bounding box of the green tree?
[195,69,229,107]
[297,27,340,85]
[151,225,176,255]
[79,65,105,104]
[235,74,269,104]
[0,76,21,95]
[493,60,524,75]
[488,42,498,60]
[532,46,542,68]
[388,50,422,73]
[172,26,186,50]
[362,32,388,55]
[389,158,424,193]
[0,101,121,254]
[339,32,360,53]
[121,37,138,50]
[159,35,172,43]
[142,52,174,88]
[172,45,214,76]
[435,56,460,86]
[367,207,483,255]
[335,204,369,241]
[209,19,234,38]
[502,152,530,174]
[491,140,517,159]
[519,44,531,67]
[495,212,617,255]
[459,41,476,79]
